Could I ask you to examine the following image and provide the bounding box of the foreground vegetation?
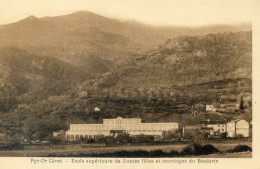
[0,142,252,157]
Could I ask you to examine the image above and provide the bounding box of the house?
[183,125,201,134]
[182,124,202,138]
[53,132,59,137]
[53,130,65,137]
[206,105,217,112]
[94,107,100,112]
[226,119,250,138]
[206,122,226,136]
[199,119,226,136]
[218,102,239,113]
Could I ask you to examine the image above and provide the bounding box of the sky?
[0,0,259,26]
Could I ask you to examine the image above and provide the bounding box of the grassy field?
[0,141,252,157]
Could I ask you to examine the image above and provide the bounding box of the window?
[67,135,70,140]
[71,135,74,139]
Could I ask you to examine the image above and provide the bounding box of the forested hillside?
[0,11,252,142]
[89,31,251,89]
[0,31,252,142]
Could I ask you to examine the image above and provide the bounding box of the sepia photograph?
[0,0,257,163]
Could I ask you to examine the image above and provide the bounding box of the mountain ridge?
[0,11,252,142]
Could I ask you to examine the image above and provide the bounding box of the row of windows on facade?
[104,120,130,124]
[70,125,177,130]
[67,134,104,140]
[68,129,166,135]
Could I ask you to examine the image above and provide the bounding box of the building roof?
[228,119,248,123]
[103,117,141,120]
[207,121,226,124]
[184,125,201,129]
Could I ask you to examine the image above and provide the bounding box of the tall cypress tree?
[239,95,244,110]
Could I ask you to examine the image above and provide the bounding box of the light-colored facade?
[207,123,226,135]
[226,119,250,137]
[206,105,217,112]
[66,117,178,140]
[53,132,59,137]
[53,130,65,137]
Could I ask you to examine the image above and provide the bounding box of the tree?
[239,95,244,110]
[194,103,206,112]
[133,134,154,143]
[116,132,132,143]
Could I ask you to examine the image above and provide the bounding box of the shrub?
[228,145,252,153]
[162,130,182,140]
[149,150,167,157]
[115,132,132,143]
[169,150,180,156]
[3,139,24,150]
[105,137,116,146]
[181,143,219,155]
[132,134,154,143]
[202,144,219,154]
[86,138,95,143]
[181,143,203,155]
[48,137,62,145]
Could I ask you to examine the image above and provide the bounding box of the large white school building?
[66,117,178,140]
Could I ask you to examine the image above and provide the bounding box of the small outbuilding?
[207,122,226,136]
[226,119,250,138]
[94,107,101,112]
[206,105,217,112]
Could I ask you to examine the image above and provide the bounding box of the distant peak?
[71,10,96,15]
[25,15,38,20]
[16,15,39,24]
[68,10,104,18]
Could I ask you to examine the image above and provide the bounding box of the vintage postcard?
[0,0,259,169]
